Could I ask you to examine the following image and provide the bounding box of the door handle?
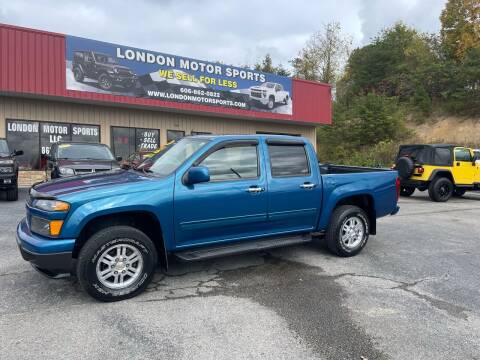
[300,182,316,189]
[246,186,265,193]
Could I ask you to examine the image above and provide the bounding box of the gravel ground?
[0,189,479,359]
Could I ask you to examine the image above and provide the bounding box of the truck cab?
[17,135,399,301]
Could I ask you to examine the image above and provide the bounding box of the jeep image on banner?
[65,36,293,115]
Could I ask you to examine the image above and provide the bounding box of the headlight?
[33,199,70,212]
[30,216,64,237]
[59,167,75,176]
[107,69,115,74]
[0,159,13,165]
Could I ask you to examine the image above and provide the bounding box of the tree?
[291,22,352,84]
[440,0,480,60]
[254,54,291,76]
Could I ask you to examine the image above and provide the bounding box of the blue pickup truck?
[17,135,400,301]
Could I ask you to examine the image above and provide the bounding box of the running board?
[174,234,312,262]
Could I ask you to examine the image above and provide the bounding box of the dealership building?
[0,24,331,186]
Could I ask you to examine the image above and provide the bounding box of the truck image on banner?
[65,36,293,115]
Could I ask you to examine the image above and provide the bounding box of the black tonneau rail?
[319,163,393,175]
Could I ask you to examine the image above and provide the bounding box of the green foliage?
[440,0,480,60]
[317,93,410,166]
[254,54,291,76]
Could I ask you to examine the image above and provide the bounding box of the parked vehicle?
[17,135,400,301]
[249,82,290,110]
[72,50,137,91]
[47,142,121,179]
[120,141,175,170]
[0,138,23,201]
[395,144,480,202]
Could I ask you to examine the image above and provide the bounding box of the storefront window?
[167,130,185,142]
[6,119,100,170]
[6,120,40,170]
[111,126,159,160]
[191,131,212,136]
[135,128,160,152]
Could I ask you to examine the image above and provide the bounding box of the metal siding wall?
[0,23,331,126]
[0,97,317,146]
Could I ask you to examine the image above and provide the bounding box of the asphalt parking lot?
[1,189,479,360]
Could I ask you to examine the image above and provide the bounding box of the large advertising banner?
[65,36,293,115]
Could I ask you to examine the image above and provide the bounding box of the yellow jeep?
[395,144,480,202]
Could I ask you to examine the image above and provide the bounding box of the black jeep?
[0,138,23,201]
[72,51,137,91]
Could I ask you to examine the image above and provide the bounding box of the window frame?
[185,139,260,184]
[167,129,186,143]
[267,142,311,178]
[111,125,160,159]
[454,147,472,162]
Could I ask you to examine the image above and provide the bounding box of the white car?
[249,82,290,110]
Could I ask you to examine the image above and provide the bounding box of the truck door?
[265,139,321,233]
[173,140,269,246]
[453,147,476,185]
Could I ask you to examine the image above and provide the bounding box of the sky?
[0,0,447,69]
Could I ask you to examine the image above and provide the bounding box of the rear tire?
[325,205,369,257]
[400,186,415,197]
[76,225,157,302]
[6,186,18,201]
[453,188,467,197]
[428,177,453,202]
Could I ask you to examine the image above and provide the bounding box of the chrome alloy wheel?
[95,243,143,289]
[340,216,365,250]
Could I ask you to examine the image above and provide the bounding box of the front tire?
[325,205,370,257]
[267,96,275,110]
[6,186,18,201]
[428,177,453,202]
[98,74,113,91]
[400,186,415,197]
[76,226,157,302]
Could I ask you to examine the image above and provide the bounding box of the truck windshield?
[57,144,115,160]
[261,82,275,88]
[148,138,209,177]
[0,140,9,156]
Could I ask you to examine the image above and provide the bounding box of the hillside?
[409,116,480,148]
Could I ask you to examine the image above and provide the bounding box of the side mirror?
[13,150,23,156]
[184,166,210,185]
[116,156,123,162]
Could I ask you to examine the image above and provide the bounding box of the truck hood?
[32,169,155,198]
[250,86,263,91]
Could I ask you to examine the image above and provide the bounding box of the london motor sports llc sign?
[65,36,293,115]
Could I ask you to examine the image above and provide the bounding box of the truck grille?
[0,166,13,173]
[251,90,262,98]
[74,168,110,175]
[117,68,132,76]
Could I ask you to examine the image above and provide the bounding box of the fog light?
[31,217,64,237]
